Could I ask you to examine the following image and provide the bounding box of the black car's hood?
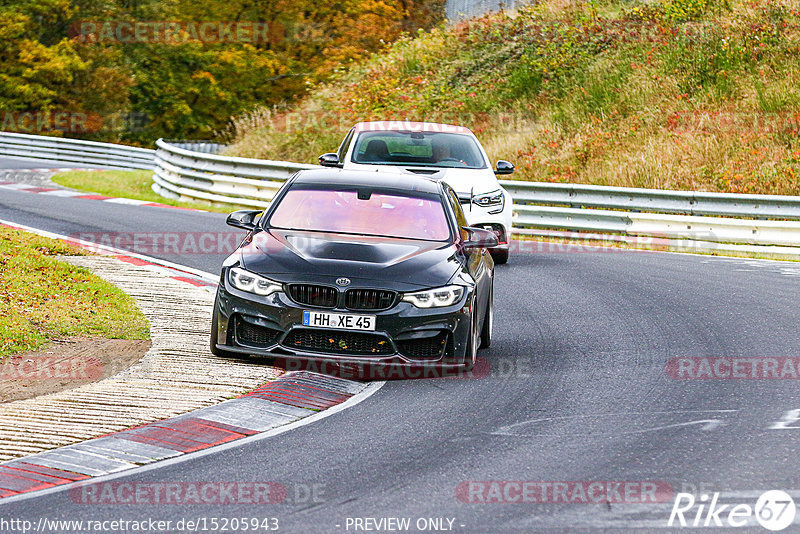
[238,229,460,291]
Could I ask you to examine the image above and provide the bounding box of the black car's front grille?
[283,329,393,356]
[396,332,448,359]
[288,284,338,308]
[287,284,397,311]
[345,289,396,311]
[235,316,281,347]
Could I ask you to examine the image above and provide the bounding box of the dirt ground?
[0,337,151,403]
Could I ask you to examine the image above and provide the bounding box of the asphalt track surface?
[0,156,112,170]
[1,170,800,532]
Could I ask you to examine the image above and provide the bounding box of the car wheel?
[479,283,493,349]
[491,249,509,265]
[210,297,240,359]
[462,308,479,372]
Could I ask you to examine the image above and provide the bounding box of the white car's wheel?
[491,249,509,265]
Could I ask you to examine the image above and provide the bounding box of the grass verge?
[0,226,150,358]
[51,170,243,214]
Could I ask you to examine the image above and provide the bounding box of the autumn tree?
[0,0,444,144]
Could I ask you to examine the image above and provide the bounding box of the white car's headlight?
[472,189,505,214]
[402,285,465,308]
[229,267,282,296]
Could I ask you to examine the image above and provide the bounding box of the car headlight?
[472,189,505,214]
[402,285,465,308]
[229,267,282,296]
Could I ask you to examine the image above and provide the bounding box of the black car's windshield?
[269,187,451,241]
[352,131,487,169]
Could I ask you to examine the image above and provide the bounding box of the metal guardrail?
[151,138,800,249]
[2,133,799,253]
[501,181,800,247]
[502,181,800,220]
[151,139,316,208]
[162,140,227,155]
[446,0,524,21]
[0,131,154,170]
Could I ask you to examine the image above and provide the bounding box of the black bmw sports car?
[211,168,496,374]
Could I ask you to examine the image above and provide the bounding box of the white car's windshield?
[352,131,487,169]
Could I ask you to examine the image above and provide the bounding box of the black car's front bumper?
[213,279,475,369]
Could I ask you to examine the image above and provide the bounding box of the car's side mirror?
[318,153,341,167]
[495,160,515,175]
[462,227,499,250]
[226,210,262,231]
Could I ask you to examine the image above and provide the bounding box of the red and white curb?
[0,180,203,212]
[0,372,379,500]
[0,220,386,501]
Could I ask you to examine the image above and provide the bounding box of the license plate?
[302,311,376,331]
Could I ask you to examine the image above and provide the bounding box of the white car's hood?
[430,167,501,195]
[350,164,501,195]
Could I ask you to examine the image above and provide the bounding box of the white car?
[319,121,515,264]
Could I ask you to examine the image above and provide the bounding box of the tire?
[462,308,479,371]
[479,282,493,349]
[210,297,240,358]
[491,249,509,265]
